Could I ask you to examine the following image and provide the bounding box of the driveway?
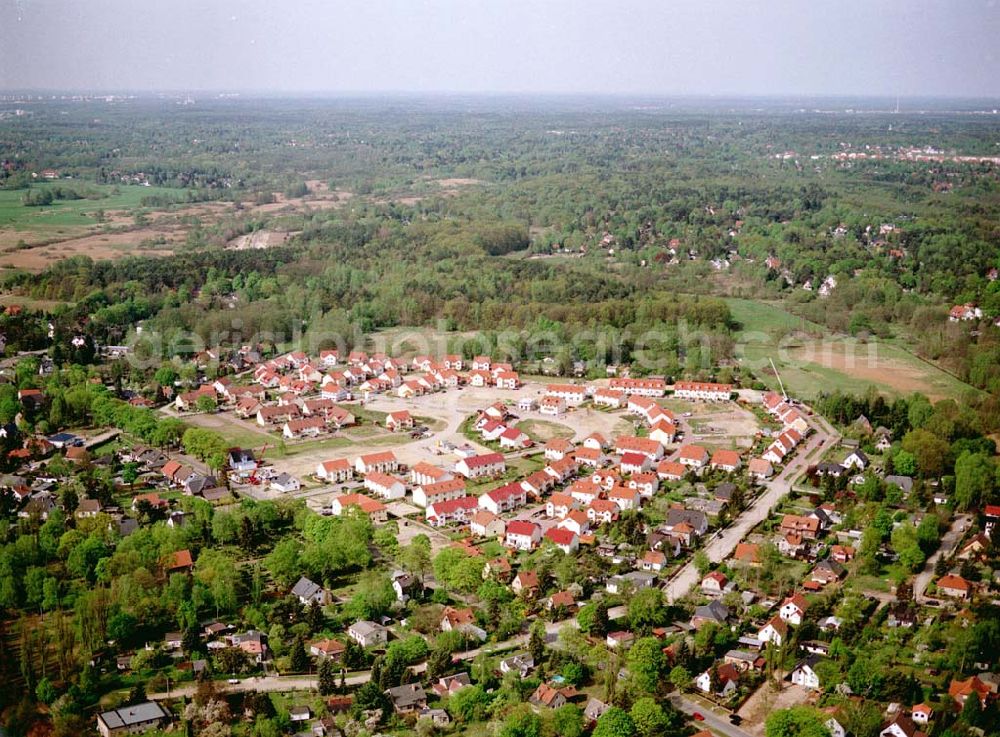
[914,513,971,601]
[670,694,753,737]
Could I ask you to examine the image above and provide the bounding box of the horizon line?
[3,89,1000,103]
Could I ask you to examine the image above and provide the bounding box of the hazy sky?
[1,0,998,97]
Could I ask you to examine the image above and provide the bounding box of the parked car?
[692,713,705,722]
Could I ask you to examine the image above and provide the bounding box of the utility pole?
[769,357,788,400]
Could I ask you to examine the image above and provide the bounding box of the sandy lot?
[679,402,762,450]
[226,230,296,250]
[737,682,813,735]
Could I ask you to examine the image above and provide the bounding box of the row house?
[614,435,665,460]
[364,472,407,500]
[495,371,521,390]
[426,496,479,526]
[456,452,506,479]
[470,510,505,538]
[545,383,588,406]
[593,387,626,408]
[283,416,327,439]
[609,377,667,397]
[521,470,557,497]
[257,404,300,426]
[410,461,452,487]
[479,482,527,515]
[544,438,575,461]
[316,458,353,483]
[539,396,567,416]
[355,451,399,476]
[546,492,578,518]
[673,381,732,401]
[545,456,580,484]
[413,477,467,508]
[762,428,803,465]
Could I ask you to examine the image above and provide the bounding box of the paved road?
[663,415,840,603]
[914,513,971,601]
[670,694,753,737]
[148,602,631,701]
[148,672,371,700]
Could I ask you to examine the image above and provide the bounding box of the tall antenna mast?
[770,357,788,400]
[895,95,900,114]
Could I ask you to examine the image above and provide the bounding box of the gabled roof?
[506,520,540,537]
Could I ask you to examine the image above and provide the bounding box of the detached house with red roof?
[499,427,532,450]
[710,449,742,473]
[505,520,542,551]
[386,410,414,432]
[779,593,809,625]
[936,574,972,600]
[545,527,579,554]
[948,676,991,708]
[678,444,710,470]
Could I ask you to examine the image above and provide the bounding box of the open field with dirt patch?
[0,228,179,270]
[0,180,354,272]
[726,297,976,400]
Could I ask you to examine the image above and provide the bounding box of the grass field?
[0,182,182,230]
[726,298,976,400]
[518,419,574,442]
